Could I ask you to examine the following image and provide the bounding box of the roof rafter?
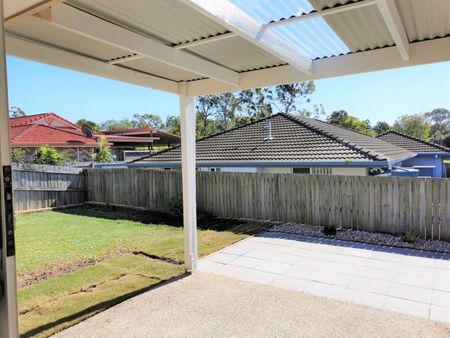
[179,0,312,75]
[263,0,377,28]
[376,0,410,61]
[37,3,240,86]
[186,36,450,96]
[173,32,237,50]
[6,33,179,93]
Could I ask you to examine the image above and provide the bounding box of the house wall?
[257,167,293,174]
[398,154,447,178]
[331,167,368,176]
[198,166,369,176]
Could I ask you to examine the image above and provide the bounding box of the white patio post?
[0,0,19,336]
[179,82,198,272]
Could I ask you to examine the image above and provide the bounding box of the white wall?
[331,167,368,176]
[199,167,258,173]
[258,167,293,174]
[199,166,369,176]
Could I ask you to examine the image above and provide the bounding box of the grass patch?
[16,207,248,337]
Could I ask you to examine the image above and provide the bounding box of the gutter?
[95,160,393,169]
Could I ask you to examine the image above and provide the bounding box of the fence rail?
[13,164,86,212]
[85,169,450,241]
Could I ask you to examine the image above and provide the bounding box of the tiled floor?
[198,231,450,323]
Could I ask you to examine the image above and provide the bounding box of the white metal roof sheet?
[120,57,205,82]
[309,0,395,53]
[396,0,450,42]
[68,0,229,45]
[7,16,131,61]
[186,36,285,72]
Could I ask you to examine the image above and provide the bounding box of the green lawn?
[16,208,248,337]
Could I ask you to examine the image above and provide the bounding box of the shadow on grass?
[21,272,190,338]
[56,205,269,235]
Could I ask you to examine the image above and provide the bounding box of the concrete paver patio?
[199,231,450,323]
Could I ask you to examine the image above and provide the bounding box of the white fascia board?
[180,0,312,75]
[42,4,239,86]
[376,0,410,61]
[5,33,179,93]
[187,37,450,96]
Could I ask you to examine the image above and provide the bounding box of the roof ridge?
[377,130,450,152]
[9,113,50,126]
[37,123,94,139]
[281,113,383,161]
[132,113,283,163]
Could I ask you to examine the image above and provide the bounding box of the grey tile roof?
[135,114,415,165]
[377,130,450,153]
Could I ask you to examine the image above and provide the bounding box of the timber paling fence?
[85,169,450,241]
[13,164,85,212]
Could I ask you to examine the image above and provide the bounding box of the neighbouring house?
[10,113,181,163]
[10,113,98,162]
[378,130,450,178]
[103,128,180,161]
[131,113,416,176]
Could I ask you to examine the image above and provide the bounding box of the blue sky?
[7,56,450,126]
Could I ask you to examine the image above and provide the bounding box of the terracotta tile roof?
[377,130,450,153]
[10,124,98,147]
[135,113,415,165]
[9,112,81,130]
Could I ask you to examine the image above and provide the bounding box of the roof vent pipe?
[264,121,273,141]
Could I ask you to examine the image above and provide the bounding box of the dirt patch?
[18,250,182,288]
[18,256,108,288]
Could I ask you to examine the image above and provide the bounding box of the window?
[210,168,221,172]
[311,167,332,175]
[293,167,310,174]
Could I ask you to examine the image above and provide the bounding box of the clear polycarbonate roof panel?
[230,0,351,59]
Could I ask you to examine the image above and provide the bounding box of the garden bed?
[270,223,450,254]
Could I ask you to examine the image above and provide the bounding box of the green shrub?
[167,196,183,217]
[11,148,25,164]
[94,136,113,162]
[401,231,421,243]
[34,145,67,165]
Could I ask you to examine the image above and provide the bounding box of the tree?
[94,136,113,162]
[373,121,391,135]
[425,108,450,145]
[76,119,100,131]
[197,96,219,137]
[327,110,349,125]
[34,145,67,165]
[327,110,375,136]
[238,88,272,120]
[393,114,431,140]
[9,106,26,118]
[271,82,315,114]
[213,92,242,132]
[298,104,325,119]
[131,113,165,129]
[101,119,133,131]
[11,148,25,164]
[165,115,180,135]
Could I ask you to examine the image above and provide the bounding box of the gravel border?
[270,223,450,254]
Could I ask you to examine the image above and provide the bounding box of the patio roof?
[4,0,450,96]
[1,2,450,335]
